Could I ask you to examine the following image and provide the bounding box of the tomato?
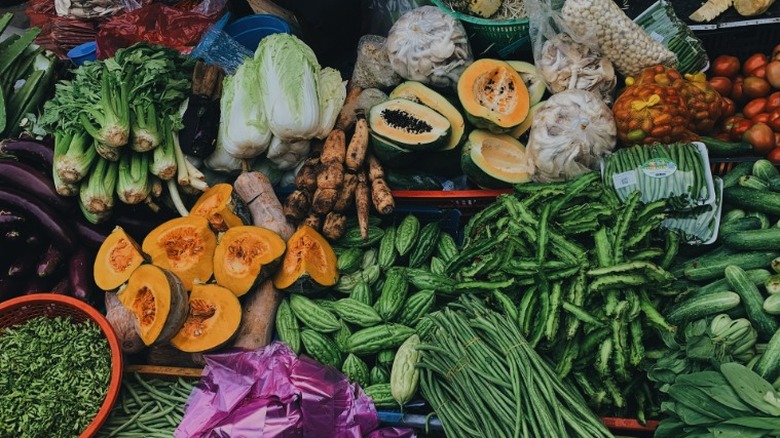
[744,123,776,154]
[708,76,733,97]
[731,76,745,103]
[767,146,780,164]
[721,96,737,119]
[767,60,780,89]
[743,77,772,99]
[743,54,769,76]
[715,132,731,141]
[712,55,741,78]
[768,108,780,132]
[753,113,771,124]
[753,67,767,79]
[767,92,780,112]
[723,115,744,131]
[776,133,780,148]
[731,118,754,141]
[743,98,768,119]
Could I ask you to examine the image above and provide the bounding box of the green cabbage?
[315,67,347,139]
[255,34,320,141]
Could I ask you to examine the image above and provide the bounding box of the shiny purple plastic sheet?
[175,342,416,438]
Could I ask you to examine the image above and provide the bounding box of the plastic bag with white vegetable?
[561,0,677,76]
[525,0,617,104]
[526,89,616,182]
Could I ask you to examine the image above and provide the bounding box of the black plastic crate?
[694,23,780,61]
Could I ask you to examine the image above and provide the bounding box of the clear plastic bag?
[351,35,402,89]
[367,0,432,37]
[663,176,723,245]
[526,0,617,104]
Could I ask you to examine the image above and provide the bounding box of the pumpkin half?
[190,183,252,233]
[273,225,339,294]
[118,264,189,346]
[457,59,530,133]
[461,130,532,189]
[142,216,217,291]
[94,226,146,291]
[213,225,286,297]
[169,284,242,353]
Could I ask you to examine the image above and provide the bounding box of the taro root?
[170,284,242,353]
[213,225,286,297]
[142,216,217,291]
[94,226,146,291]
[117,264,189,346]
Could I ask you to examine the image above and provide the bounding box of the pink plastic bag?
[175,342,416,438]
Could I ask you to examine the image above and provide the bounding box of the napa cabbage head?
[220,59,272,159]
[314,67,347,139]
[255,34,320,141]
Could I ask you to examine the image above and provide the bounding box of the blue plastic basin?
[224,14,291,52]
[67,41,97,66]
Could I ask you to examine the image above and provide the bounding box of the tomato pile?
[707,43,780,161]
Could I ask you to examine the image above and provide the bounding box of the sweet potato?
[232,280,282,350]
[336,85,363,131]
[371,178,395,215]
[317,163,344,190]
[284,189,310,222]
[105,292,144,354]
[356,171,370,240]
[367,153,385,181]
[346,114,369,172]
[322,212,347,241]
[234,171,294,241]
[312,187,338,215]
[320,129,346,165]
[334,172,358,212]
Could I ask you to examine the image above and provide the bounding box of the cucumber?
[738,175,768,190]
[723,228,780,251]
[699,137,753,158]
[721,209,746,225]
[665,291,741,325]
[753,329,780,383]
[764,294,780,314]
[768,176,780,193]
[690,269,771,299]
[722,161,755,188]
[752,159,779,180]
[765,274,780,295]
[745,212,771,229]
[725,265,779,340]
[723,186,780,216]
[683,251,778,282]
[719,216,763,236]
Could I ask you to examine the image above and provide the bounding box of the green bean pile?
[417,296,613,438]
[97,373,195,438]
[0,316,111,438]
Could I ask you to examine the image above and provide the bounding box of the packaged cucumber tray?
[601,142,716,210]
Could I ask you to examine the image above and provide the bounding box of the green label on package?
[640,158,676,178]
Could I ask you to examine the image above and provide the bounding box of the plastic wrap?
[95,1,226,59]
[367,0,432,36]
[175,342,416,438]
[633,0,708,74]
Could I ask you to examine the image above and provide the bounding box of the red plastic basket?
[0,293,124,438]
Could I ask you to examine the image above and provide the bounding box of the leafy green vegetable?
[54,129,96,184]
[314,66,346,139]
[80,157,118,216]
[721,363,780,417]
[217,59,272,159]
[117,150,151,204]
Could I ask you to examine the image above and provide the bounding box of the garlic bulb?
[386,6,474,89]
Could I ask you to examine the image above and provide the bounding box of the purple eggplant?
[2,229,24,243]
[24,274,54,295]
[8,236,43,277]
[0,160,72,213]
[68,247,94,303]
[0,188,75,251]
[0,210,25,229]
[50,276,70,295]
[74,219,108,249]
[0,276,24,301]
[36,242,63,277]
[0,139,54,172]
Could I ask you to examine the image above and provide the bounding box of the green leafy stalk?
[130,100,160,152]
[79,64,130,148]
[80,157,118,215]
[54,129,96,184]
[117,150,151,204]
[150,121,177,180]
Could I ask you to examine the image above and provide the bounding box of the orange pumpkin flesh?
[457,59,530,132]
[169,284,242,353]
[190,183,251,233]
[142,216,217,291]
[273,225,338,292]
[214,225,286,297]
[94,226,146,291]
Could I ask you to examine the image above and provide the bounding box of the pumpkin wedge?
[118,264,189,346]
[273,225,339,293]
[214,225,287,297]
[190,183,252,233]
[169,284,242,353]
[142,216,217,291]
[457,59,530,133]
[94,226,146,291]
